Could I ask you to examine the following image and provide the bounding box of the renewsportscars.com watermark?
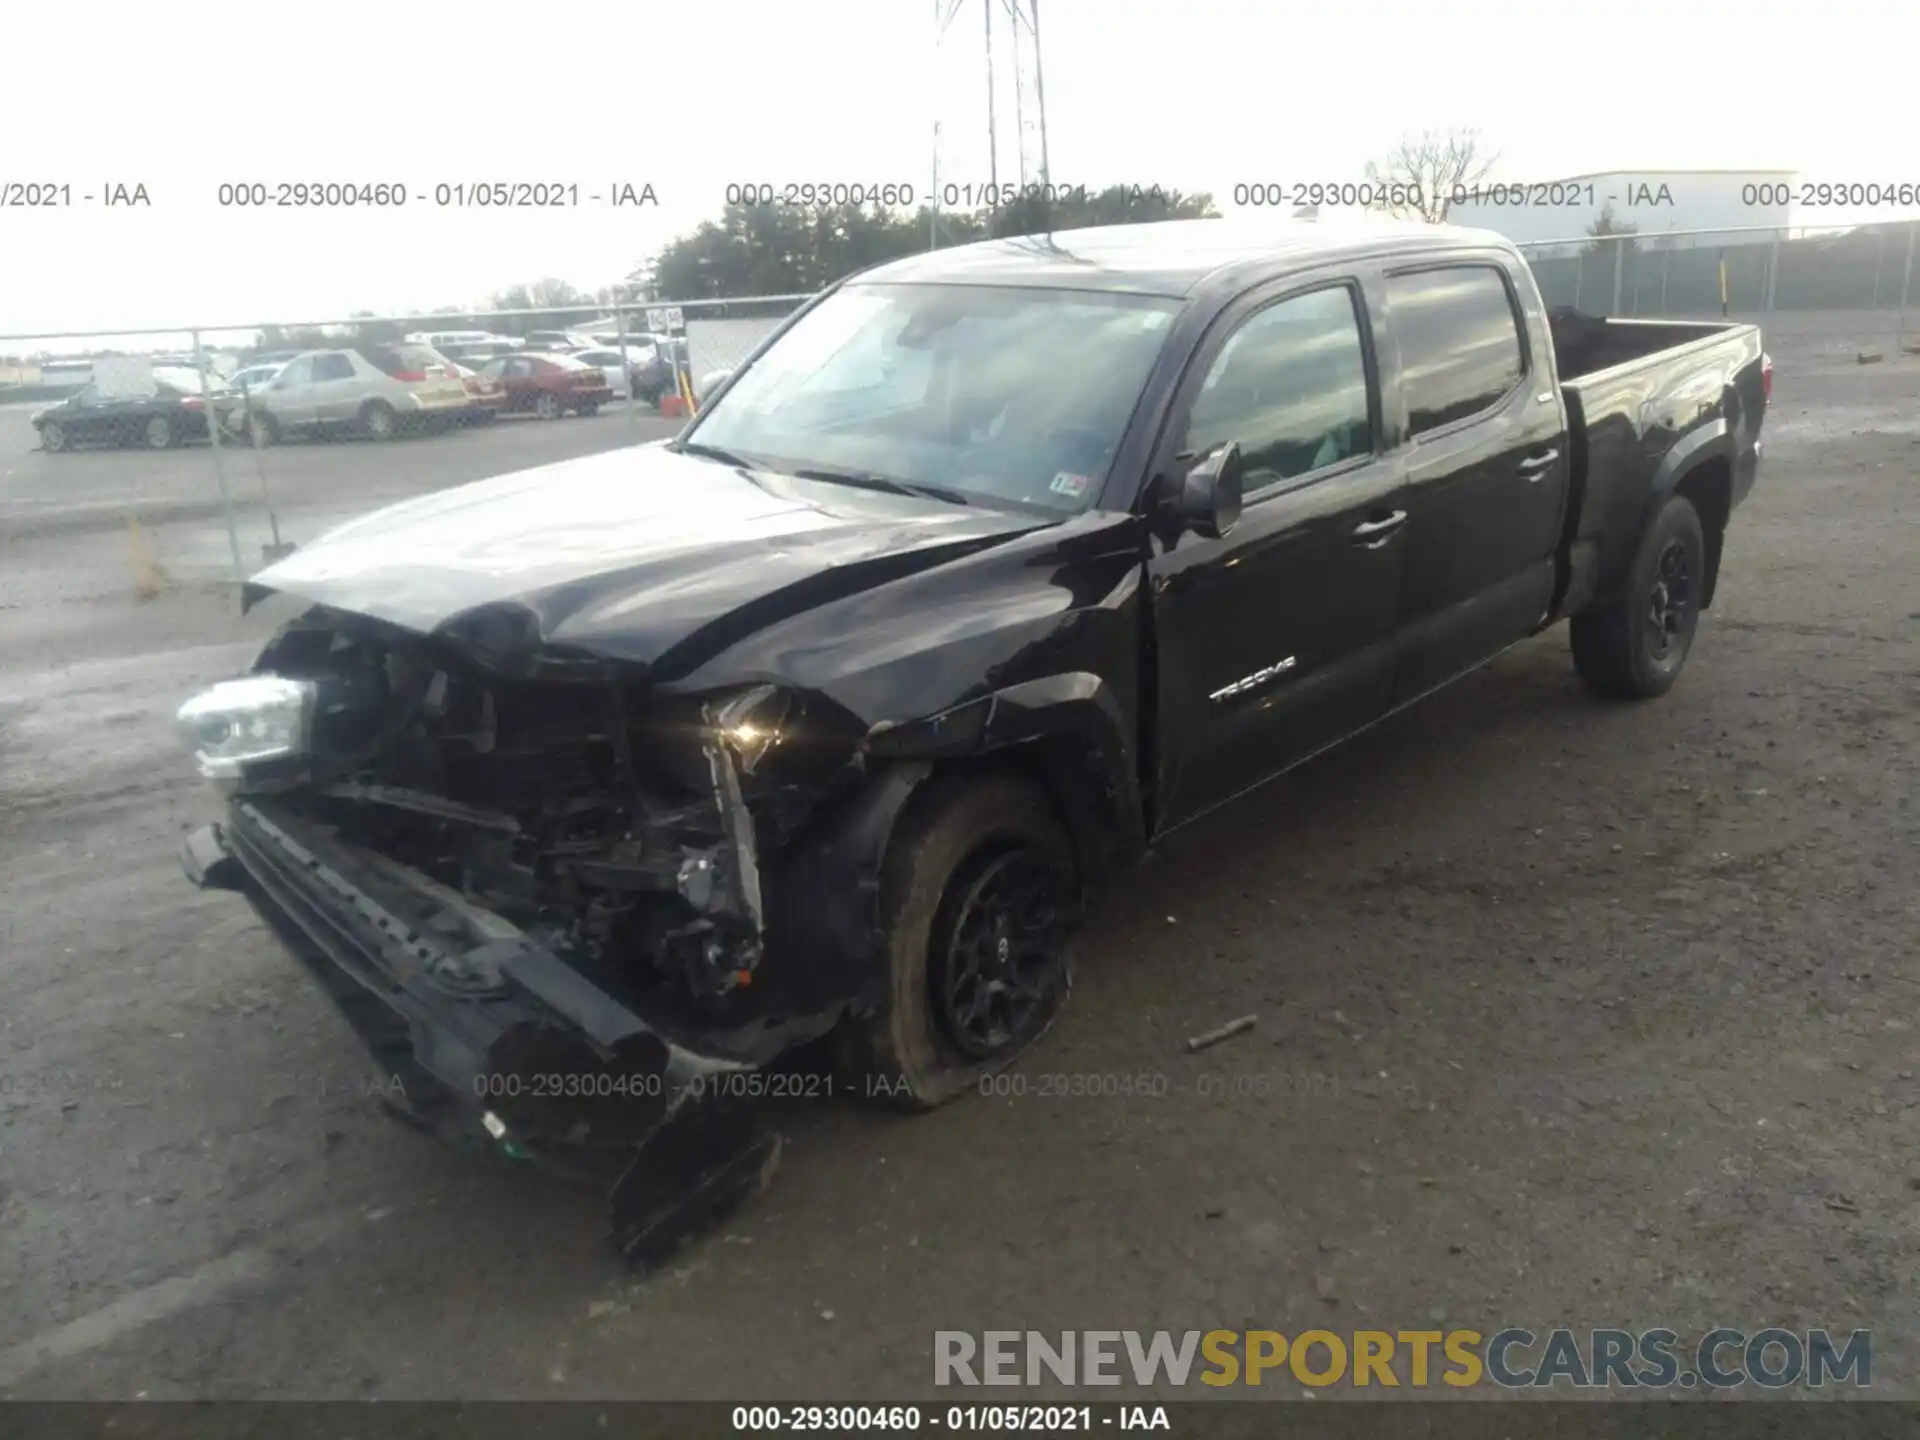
[934,1328,1872,1390]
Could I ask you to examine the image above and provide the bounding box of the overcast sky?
[3,0,1912,346]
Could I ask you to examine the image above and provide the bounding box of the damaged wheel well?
[916,736,1142,897]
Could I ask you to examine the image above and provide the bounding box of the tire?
[577,401,601,418]
[144,415,175,450]
[1570,493,1706,699]
[533,392,562,421]
[248,411,279,447]
[359,401,398,441]
[40,421,67,453]
[845,773,1081,1109]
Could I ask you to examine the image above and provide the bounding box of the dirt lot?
[0,317,1915,1401]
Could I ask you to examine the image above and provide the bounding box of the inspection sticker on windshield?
[1050,472,1092,498]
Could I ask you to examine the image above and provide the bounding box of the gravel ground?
[0,316,1914,1402]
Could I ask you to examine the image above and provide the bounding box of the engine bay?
[239,606,867,1053]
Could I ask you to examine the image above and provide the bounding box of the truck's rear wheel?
[848,774,1080,1109]
[1571,493,1705,699]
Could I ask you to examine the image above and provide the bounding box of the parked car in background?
[448,361,507,423]
[581,333,680,403]
[33,367,239,452]
[570,348,643,400]
[225,362,287,436]
[520,330,597,354]
[439,340,522,368]
[478,352,614,418]
[228,362,286,395]
[149,352,218,373]
[404,330,516,353]
[242,345,474,444]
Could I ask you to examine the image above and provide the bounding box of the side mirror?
[1176,441,1244,540]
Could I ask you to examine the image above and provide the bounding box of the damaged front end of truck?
[177,600,928,1264]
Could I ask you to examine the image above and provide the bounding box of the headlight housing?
[176,675,316,788]
[708,684,794,776]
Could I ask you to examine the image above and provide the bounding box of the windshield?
[684,283,1180,513]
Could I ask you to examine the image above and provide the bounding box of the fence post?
[193,328,245,584]
[1898,222,1917,354]
[1660,244,1670,313]
[1763,233,1779,317]
[614,299,637,429]
[1872,227,1886,307]
[1610,238,1624,317]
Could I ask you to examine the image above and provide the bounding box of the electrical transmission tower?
[929,0,1051,249]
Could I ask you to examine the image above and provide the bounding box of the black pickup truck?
[176,216,1768,1255]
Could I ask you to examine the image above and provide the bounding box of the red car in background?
[477,352,613,419]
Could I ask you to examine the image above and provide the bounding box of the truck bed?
[1545,307,1768,626]
[1547,309,1746,383]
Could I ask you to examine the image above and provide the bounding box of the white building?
[1447,170,1795,254]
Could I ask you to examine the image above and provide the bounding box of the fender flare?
[1636,418,1730,540]
[863,671,1148,881]
[778,675,1144,1015]
[1632,418,1735,608]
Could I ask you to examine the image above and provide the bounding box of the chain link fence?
[1516,219,1920,353]
[0,295,814,594]
[3,218,1916,597]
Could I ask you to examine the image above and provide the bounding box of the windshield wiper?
[671,440,758,468]
[788,467,973,506]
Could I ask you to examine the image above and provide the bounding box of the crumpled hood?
[248,442,1055,670]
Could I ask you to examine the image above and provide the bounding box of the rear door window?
[313,353,355,381]
[364,344,443,378]
[1384,266,1526,437]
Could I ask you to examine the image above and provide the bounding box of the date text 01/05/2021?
[729,1404,1170,1432]
[719,181,1139,209]
[210,181,659,208]
[460,1069,1337,1104]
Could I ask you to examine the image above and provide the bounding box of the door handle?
[1349,510,1407,547]
[1517,449,1560,478]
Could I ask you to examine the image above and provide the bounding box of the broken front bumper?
[180,800,781,1262]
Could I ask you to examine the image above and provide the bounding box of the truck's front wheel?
[1571,493,1705,699]
[849,774,1080,1108]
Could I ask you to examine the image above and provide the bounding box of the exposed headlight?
[176,675,315,784]
[709,684,793,776]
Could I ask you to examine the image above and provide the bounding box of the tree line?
[644,184,1219,300]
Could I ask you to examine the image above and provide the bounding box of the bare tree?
[1584,202,1639,253]
[1363,128,1500,222]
